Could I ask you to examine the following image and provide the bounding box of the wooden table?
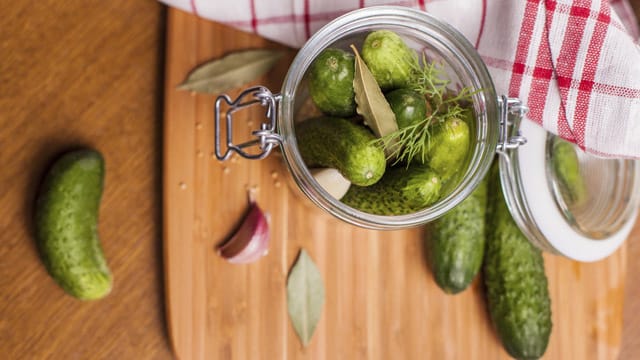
[1,1,639,359]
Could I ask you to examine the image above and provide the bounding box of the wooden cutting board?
[163,8,626,360]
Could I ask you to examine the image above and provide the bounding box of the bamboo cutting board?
[163,8,627,360]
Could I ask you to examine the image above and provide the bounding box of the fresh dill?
[408,53,450,103]
[375,52,478,165]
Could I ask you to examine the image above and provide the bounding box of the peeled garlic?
[310,168,351,200]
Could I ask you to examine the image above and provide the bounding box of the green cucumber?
[385,88,428,129]
[551,138,587,206]
[362,30,416,90]
[308,48,356,117]
[35,149,112,300]
[484,162,552,359]
[426,176,487,294]
[341,164,441,215]
[296,116,386,186]
[422,117,470,180]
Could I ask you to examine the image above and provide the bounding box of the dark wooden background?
[1,1,638,358]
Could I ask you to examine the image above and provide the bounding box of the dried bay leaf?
[350,44,398,139]
[287,249,325,347]
[177,49,284,94]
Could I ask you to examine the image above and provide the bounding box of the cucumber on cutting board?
[35,149,112,300]
[483,162,552,359]
[426,176,487,294]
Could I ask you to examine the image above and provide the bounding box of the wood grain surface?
[163,8,637,360]
[1,1,640,360]
[0,1,172,359]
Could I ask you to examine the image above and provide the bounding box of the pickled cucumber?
[362,30,416,90]
[341,164,441,215]
[296,117,386,186]
[423,117,470,179]
[385,88,428,129]
[551,138,587,206]
[308,48,356,117]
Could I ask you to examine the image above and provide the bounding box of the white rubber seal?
[515,119,637,262]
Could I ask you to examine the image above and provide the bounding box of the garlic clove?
[310,168,351,200]
[218,202,270,264]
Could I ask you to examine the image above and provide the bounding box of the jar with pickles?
[213,6,640,261]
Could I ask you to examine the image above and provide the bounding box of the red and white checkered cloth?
[162,0,640,158]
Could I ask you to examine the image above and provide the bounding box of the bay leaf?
[287,249,325,347]
[350,44,398,139]
[177,49,284,94]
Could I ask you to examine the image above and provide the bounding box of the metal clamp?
[214,86,282,161]
[497,95,528,153]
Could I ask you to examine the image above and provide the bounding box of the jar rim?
[279,6,499,229]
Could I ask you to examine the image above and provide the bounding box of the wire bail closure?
[214,86,283,161]
[214,90,526,160]
[497,95,528,154]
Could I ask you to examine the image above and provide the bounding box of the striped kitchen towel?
[160,0,640,158]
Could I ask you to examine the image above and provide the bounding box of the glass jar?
[213,6,640,261]
[499,116,640,261]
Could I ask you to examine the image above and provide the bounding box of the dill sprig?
[375,52,477,165]
[408,52,449,103]
[375,101,468,164]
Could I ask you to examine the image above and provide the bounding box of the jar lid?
[499,117,640,262]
